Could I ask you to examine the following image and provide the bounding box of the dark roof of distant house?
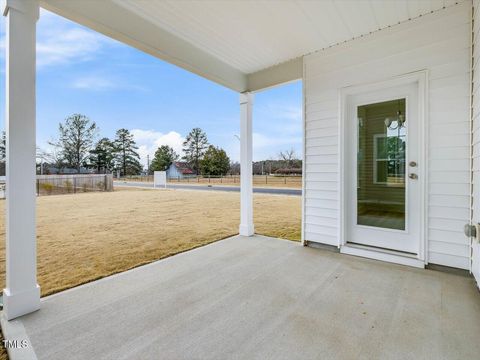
[173,162,194,175]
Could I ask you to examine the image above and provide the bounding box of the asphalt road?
[115,181,302,196]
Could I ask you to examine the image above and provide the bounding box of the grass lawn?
[0,188,300,297]
[120,175,303,189]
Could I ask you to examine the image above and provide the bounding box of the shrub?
[64,180,73,193]
[96,181,105,191]
[41,183,54,195]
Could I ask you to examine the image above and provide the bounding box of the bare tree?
[229,161,240,175]
[40,144,65,172]
[278,148,297,169]
[50,114,98,173]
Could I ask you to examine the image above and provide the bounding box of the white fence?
[36,174,114,196]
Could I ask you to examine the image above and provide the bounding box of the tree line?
[38,114,231,176]
[43,114,142,176]
[0,113,302,176]
[150,127,230,176]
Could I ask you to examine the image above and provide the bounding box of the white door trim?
[339,70,428,265]
[340,244,426,268]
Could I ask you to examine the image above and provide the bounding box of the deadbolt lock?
[464,224,477,238]
[409,161,417,167]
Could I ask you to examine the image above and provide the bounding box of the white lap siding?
[303,2,471,269]
[472,0,480,283]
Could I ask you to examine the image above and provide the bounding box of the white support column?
[2,0,40,320]
[239,92,254,236]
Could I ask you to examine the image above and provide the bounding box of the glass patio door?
[345,82,421,254]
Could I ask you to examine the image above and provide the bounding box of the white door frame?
[339,70,428,267]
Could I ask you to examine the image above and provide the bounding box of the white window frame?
[372,133,406,186]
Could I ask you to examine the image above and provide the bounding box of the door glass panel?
[357,99,406,230]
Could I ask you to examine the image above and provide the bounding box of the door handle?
[409,173,418,180]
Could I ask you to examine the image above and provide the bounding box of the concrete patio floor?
[3,235,480,360]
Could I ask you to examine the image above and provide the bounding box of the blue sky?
[0,9,301,165]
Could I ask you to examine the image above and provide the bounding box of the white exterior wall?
[304,2,471,269]
[472,0,480,283]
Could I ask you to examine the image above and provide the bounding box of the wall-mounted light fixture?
[385,110,405,130]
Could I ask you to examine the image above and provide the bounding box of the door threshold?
[340,244,425,268]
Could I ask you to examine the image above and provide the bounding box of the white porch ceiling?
[41,0,462,92]
[115,0,460,74]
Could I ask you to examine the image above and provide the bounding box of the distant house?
[40,165,95,175]
[166,162,195,179]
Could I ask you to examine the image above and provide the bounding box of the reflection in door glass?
[357,99,406,230]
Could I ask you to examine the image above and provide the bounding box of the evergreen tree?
[113,129,142,176]
[201,145,230,176]
[0,131,6,176]
[0,131,6,162]
[150,145,178,172]
[50,114,97,173]
[182,127,208,175]
[89,138,115,173]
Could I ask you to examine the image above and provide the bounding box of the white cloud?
[71,74,145,92]
[131,129,185,166]
[0,9,117,68]
[36,28,110,67]
[36,9,117,68]
[253,132,301,149]
[252,133,302,161]
[71,76,117,91]
[250,100,303,160]
[264,104,302,122]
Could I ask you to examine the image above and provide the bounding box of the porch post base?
[3,285,40,320]
[239,224,255,237]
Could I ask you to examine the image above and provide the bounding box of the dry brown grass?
[169,176,302,188]
[0,188,300,297]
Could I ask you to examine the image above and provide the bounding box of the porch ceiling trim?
[247,57,303,92]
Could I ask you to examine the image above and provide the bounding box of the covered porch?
[5,235,480,359]
[2,0,480,358]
